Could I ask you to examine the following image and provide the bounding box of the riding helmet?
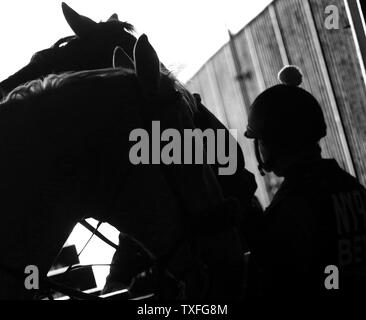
[244,65,327,145]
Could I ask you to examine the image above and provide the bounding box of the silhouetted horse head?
[0,34,245,300]
[0,3,256,299]
[0,2,253,199]
[0,2,137,99]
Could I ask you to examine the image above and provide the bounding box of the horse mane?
[1,67,198,116]
[2,68,131,103]
[105,20,135,33]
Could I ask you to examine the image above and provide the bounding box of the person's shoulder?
[326,159,365,191]
[294,159,363,195]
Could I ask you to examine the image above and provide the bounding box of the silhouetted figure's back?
[252,158,366,294]
[244,66,366,295]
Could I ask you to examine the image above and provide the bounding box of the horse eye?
[52,36,76,49]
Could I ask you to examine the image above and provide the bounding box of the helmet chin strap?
[258,165,266,177]
[254,139,273,176]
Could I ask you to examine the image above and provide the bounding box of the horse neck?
[0,89,93,298]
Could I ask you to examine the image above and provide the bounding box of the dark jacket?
[246,159,366,295]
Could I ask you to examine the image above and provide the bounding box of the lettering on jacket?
[332,189,366,266]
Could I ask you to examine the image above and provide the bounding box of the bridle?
[0,91,240,299]
[76,91,242,300]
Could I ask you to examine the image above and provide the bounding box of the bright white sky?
[0,0,272,82]
[0,0,272,292]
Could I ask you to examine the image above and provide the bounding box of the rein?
[80,220,118,250]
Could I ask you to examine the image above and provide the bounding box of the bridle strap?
[79,220,118,250]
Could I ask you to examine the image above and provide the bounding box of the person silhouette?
[243,65,366,295]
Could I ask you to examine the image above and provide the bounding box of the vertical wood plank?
[310,0,366,185]
[274,0,352,173]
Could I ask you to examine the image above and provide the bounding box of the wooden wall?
[310,0,366,187]
[186,0,366,207]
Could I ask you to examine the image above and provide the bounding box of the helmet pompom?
[278,65,303,87]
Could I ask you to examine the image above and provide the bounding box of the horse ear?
[62,2,97,38]
[133,34,161,95]
[113,47,135,69]
[108,13,119,21]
